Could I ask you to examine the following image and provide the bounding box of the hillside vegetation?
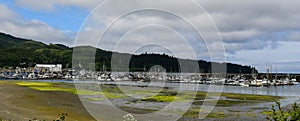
[0,32,256,73]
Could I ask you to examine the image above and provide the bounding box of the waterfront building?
[35,64,62,72]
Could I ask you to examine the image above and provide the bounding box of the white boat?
[239,82,250,87]
[249,79,263,87]
[291,79,299,85]
[238,79,250,87]
[261,79,271,87]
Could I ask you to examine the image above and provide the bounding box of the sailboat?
[249,68,262,87]
[291,79,299,85]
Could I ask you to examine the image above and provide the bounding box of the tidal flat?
[0,80,287,120]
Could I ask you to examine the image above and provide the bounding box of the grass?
[245,113,257,117]
[207,111,227,118]
[136,90,190,102]
[13,81,282,104]
[15,81,52,86]
[183,109,233,119]
[0,80,286,120]
[185,110,233,119]
[183,107,202,117]
[118,106,157,114]
[221,93,283,102]
[141,95,177,102]
[216,100,253,107]
[227,109,243,112]
[191,92,282,107]
[192,100,250,107]
[87,98,102,101]
[18,84,100,95]
[13,81,126,99]
[10,81,283,103]
[261,110,273,115]
[100,85,130,98]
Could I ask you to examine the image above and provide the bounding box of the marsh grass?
[215,100,253,107]
[11,81,283,111]
[119,106,157,114]
[183,107,202,117]
[87,98,102,101]
[136,90,190,102]
[221,93,282,102]
[192,100,251,107]
[14,81,126,99]
[14,81,282,104]
[140,95,177,102]
[207,111,227,118]
[1,81,287,120]
[100,85,129,98]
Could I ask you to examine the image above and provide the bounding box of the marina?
[1,66,299,88]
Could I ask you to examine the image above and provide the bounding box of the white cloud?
[5,0,300,72]
[229,41,300,73]
[0,4,19,20]
[14,0,300,44]
[285,31,300,42]
[0,4,72,46]
[221,29,262,42]
[15,0,104,11]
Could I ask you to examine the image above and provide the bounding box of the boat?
[238,79,250,87]
[249,79,263,87]
[291,79,299,85]
[261,79,271,87]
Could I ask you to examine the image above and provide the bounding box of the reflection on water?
[219,85,300,96]
[103,81,300,97]
[163,83,300,97]
[16,79,300,97]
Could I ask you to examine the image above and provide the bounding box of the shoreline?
[0,80,296,121]
[0,81,96,121]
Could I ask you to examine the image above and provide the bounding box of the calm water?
[10,79,300,97]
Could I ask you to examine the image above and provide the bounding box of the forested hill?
[0,32,257,73]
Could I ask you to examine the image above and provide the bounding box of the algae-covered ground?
[1,80,285,120]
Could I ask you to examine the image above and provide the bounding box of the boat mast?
[275,65,278,85]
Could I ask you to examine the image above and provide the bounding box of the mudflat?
[0,81,96,121]
[0,81,286,121]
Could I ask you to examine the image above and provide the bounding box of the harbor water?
[10,79,300,97]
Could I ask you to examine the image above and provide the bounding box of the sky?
[0,0,299,73]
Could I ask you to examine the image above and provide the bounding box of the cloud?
[11,0,300,44]
[15,0,104,11]
[0,4,72,46]
[228,41,300,72]
[77,9,215,60]
[221,29,262,42]
[0,4,19,20]
[285,31,300,42]
[4,0,300,72]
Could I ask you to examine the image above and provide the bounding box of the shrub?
[266,101,300,121]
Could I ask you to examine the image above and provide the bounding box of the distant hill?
[0,32,257,73]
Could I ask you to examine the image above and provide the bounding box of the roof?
[35,64,62,68]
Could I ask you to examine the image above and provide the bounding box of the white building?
[35,64,62,72]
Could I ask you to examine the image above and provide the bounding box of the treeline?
[0,33,72,68]
[0,32,257,74]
